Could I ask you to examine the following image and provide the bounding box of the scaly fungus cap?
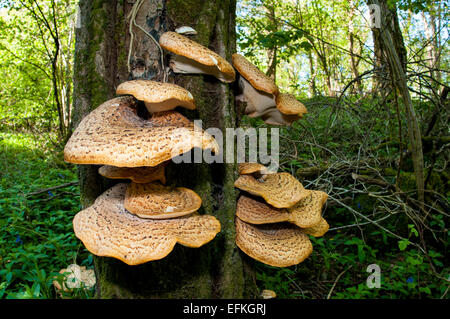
[159,31,235,83]
[235,217,313,267]
[64,96,219,167]
[73,183,221,265]
[124,182,202,219]
[99,162,167,184]
[236,190,328,228]
[275,93,308,116]
[116,80,196,113]
[234,173,308,208]
[302,217,329,238]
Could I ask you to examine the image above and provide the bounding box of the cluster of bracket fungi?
[64,27,324,268]
[234,163,329,267]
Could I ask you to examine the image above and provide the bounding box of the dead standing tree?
[71,0,258,298]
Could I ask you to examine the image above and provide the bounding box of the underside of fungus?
[234,173,309,208]
[238,162,275,177]
[235,217,313,267]
[64,96,219,167]
[116,80,196,113]
[159,31,235,83]
[99,162,167,184]
[124,182,202,219]
[73,183,221,266]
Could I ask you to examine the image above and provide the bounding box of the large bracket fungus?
[231,53,308,126]
[159,31,236,83]
[233,163,330,267]
[73,184,221,266]
[235,217,313,268]
[64,96,219,167]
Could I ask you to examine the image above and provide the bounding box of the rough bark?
[72,0,257,299]
[369,0,425,204]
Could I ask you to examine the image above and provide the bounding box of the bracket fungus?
[175,26,197,36]
[116,80,196,113]
[124,182,202,219]
[232,53,279,118]
[73,184,221,266]
[275,93,308,116]
[260,107,302,126]
[302,217,330,238]
[64,96,219,167]
[99,162,167,184]
[53,264,96,293]
[236,191,327,229]
[234,172,308,208]
[238,162,275,177]
[159,31,235,83]
[235,217,313,268]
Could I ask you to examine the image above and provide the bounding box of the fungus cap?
[99,162,167,184]
[232,53,280,118]
[232,53,278,95]
[302,217,329,238]
[236,190,328,228]
[124,182,202,219]
[175,26,197,35]
[116,80,196,113]
[73,183,221,265]
[234,173,308,208]
[235,217,312,267]
[159,31,235,83]
[238,162,275,176]
[53,264,96,292]
[261,290,277,299]
[275,93,308,116]
[64,96,219,167]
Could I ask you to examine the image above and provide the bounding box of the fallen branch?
[26,181,78,197]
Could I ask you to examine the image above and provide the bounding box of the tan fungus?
[64,96,219,167]
[234,173,308,208]
[235,217,312,267]
[124,182,202,219]
[72,183,221,266]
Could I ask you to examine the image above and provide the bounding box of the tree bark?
[72,0,257,299]
[369,0,425,204]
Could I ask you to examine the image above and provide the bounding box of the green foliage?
[0,133,93,299]
[0,0,76,138]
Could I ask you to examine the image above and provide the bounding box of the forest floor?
[0,95,448,298]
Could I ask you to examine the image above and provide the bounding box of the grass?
[0,132,94,299]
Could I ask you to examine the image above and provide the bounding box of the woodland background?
[0,0,448,299]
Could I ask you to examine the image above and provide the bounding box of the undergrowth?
[0,132,94,299]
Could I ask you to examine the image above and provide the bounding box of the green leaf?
[398,239,409,251]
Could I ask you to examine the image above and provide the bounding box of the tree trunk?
[369,0,425,204]
[72,0,258,299]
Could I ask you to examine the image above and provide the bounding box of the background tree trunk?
[72,0,258,299]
